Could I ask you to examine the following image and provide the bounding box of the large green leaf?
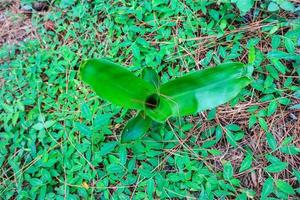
[121,112,152,143]
[80,59,155,109]
[141,67,160,89]
[121,68,159,143]
[145,63,251,122]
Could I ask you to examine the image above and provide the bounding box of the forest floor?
[0,0,300,199]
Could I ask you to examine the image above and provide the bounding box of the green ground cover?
[0,0,299,199]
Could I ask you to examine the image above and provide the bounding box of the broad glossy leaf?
[121,112,152,143]
[142,67,160,88]
[145,63,251,122]
[80,59,155,109]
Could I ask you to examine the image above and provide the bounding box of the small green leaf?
[267,50,298,60]
[267,101,278,116]
[29,178,43,187]
[237,193,247,200]
[275,179,295,195]
[139,168,153,178]
[280,145,300,155]
[271,35,281,49]
[264,75,273,88]
[266,132,277,151]
[199,186,209,200]
[244,189,256,198]
[261,177,274,198]
[266,65,279,80]
[265,154,281,163]
[281,136,293,145]
[93,113,111,130]
[293,169,300,183]
[44,120,55,129]
[60,0,76,8]
[107,163,124,173]
[268,25,280,35]
[265,162,288,173]
[223,161,233,180]
[268,2,279,12]
[147,178,155,197]
[248,46,255,64]
[258,117,268,131]
[121,112,152,143]
[131,43,140,59]
[289,103,300,110]
[75,122,92,137]
[99,142,117,156]
[234,132,245,141]
[226,124,241,131]
[248,115,257,129]
[279,1,295,12]
[208,149,222,156]
[239,153,253,172]
[226,130,238,148]
[235,0,254,15]
[119,146,127,165]
[279,98,291,106]
[270,58,286,74]
[33,122,44,130]
[284,38,295,53]
[81,103,92,120]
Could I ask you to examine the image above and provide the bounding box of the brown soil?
[0,0,35,46]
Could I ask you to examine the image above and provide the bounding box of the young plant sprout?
[80,59,251,142]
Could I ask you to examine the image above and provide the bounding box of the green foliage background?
[0,0,299,199]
